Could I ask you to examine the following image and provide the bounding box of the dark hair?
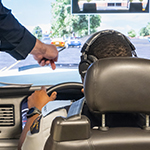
[87,31,132,59]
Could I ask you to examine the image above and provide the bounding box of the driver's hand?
[28,86,57,111]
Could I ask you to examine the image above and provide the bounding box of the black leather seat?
[44,57,150,150]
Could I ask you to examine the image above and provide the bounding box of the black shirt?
[0,1,36,60]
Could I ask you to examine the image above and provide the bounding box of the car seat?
[44,57,150,150]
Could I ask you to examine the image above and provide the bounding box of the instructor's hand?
[30,39,58,69]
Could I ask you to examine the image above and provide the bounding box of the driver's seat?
[44,57,150,150]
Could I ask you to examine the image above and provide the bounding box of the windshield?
[0,0,150,86]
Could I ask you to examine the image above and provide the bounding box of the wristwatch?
[26,107,41,118]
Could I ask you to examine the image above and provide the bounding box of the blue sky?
[2,0,150,36]
[2,0,53,33]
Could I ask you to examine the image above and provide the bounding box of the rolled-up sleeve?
[0,1,36,60]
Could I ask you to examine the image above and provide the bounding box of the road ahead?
[0,38,150,70]
[131,39,150,59]
[58,38,150,64]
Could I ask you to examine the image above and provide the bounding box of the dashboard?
[0,82,83,149]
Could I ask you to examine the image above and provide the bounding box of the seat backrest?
[84,57,150,114]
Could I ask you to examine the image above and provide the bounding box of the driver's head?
[79,29,136,80]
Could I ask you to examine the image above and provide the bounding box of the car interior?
[0,82,84,149]
[0,0,150,150]
[44,57,150,150]
[1,53,150,150]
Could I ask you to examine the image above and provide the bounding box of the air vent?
[0,105,14,126]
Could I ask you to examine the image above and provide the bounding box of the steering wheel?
[46,82,84,101]
[21,82,83,129]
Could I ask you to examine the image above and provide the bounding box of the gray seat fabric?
[44,57,150,150]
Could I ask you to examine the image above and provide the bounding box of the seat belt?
[67,97,85,119]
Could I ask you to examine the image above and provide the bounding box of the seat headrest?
[84,57,150,114]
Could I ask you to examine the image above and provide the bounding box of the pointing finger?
[41,86,46,91]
